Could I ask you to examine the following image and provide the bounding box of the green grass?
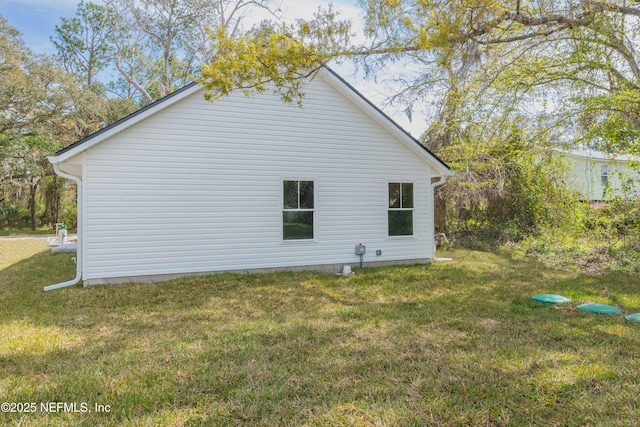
[0,228,77,236]
[0,228,55,236]
[1,242,639,426]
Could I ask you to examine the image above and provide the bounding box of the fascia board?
[50,84,203,164]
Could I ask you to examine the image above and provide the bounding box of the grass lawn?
[1,241,639,426]
[0,229,55,237]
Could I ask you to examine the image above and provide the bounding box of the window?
[388,182,414,236]
[601,164,609,186]
[283,180,314,240]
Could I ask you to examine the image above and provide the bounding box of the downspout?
[44,163,82,291]
[430,176,452,262]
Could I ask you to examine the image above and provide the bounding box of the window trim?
[281,178,317,242]
[387,180,416,238]
[600,164,609,186]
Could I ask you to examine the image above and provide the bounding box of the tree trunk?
[29,181,38,231]
[434,186,447,233]
[43,175,61,227]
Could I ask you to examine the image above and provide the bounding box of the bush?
[0,204,32,229]
[442,134,579,247]
[511,200,640,273]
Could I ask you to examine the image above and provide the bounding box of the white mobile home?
[564,150,640,201]
[46,67,452,289]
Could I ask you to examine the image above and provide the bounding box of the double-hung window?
[388,182,414,236]
[600,164,609,186]
[283,180,314,240]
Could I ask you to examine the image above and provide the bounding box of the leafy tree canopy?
[201,0,640,155]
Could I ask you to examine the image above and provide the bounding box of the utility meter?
[355,244,366,255]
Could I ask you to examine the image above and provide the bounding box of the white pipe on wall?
[44,163,83,291]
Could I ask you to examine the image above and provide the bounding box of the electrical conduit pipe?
[44,163,82,291]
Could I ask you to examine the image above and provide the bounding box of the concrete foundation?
[82,258,431,286]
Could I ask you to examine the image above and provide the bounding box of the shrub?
[0,204,32,229]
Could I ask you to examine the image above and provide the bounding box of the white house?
[45,67,452,290]
[564,150,640,201]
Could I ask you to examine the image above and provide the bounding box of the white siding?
[81,73,435,282]
[565,154,640,201]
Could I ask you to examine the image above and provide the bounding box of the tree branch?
[114,54,153,104]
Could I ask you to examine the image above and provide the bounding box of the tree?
[200,0,640,150]
[105,0,284,103]
[54,0,283,104]
[1,14,129,229]
[200,5,353,104]
[199,0,640,239]
[51,0,113,87]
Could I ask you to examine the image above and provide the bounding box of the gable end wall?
[82,74,435,282]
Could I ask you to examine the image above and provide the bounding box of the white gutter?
[430,176,453,262]
[44,162,82,291]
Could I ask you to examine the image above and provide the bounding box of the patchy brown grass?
[1,243,639,426]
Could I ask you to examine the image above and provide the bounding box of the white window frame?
[387,181,415,238]
[600,164,609,186]
[281,178,317,242]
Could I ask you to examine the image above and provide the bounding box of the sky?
[0,0,428,137]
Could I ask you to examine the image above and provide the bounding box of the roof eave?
[50,68,453,177]
[317,67,453,177]
[50,82,202,164]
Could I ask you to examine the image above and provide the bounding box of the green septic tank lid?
[577,303,622,315]
[625,313,640,322]
[532,294,572,304]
